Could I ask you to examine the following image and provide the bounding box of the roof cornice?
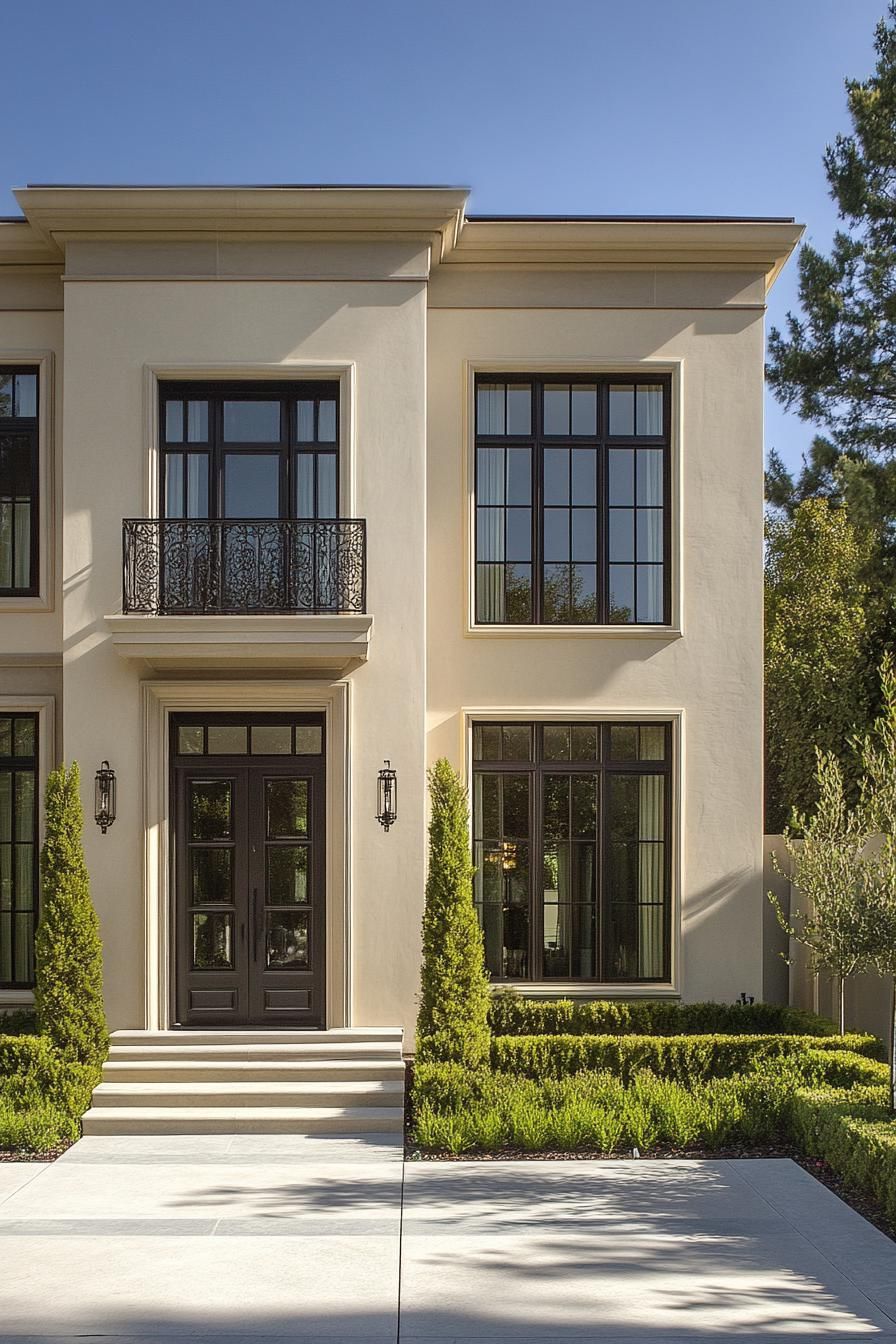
[2,187,804,289]
[0,219,62,266]
[13,185,470,264]
[448,218,804,290]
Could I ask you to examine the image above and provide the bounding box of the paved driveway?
[2,1140,896,1341]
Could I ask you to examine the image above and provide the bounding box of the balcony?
[106,518,372,673]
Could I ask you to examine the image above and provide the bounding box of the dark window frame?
[159,381,341,523]
[471,720,673,984]
[474,373,672,626]
[0,712,39,989]
[0,366,40,598]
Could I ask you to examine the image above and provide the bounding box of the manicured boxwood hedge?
[789,1085,896,1224]
[0,1033,95,1150]
[490,1032,884,1083]
[488,994,838,1038]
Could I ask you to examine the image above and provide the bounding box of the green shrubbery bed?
[790,1085,896,1224]
[490,1032,883,1083]
[488,994,838,1038]
[412,1061,796,1154]
[0,1032,96,1151]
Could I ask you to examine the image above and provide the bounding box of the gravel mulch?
[0,1141,73,1163]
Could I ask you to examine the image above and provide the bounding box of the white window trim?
[142,679,351,1031]
[142,362,356,519]
[461,706,684,997]
[463,359,683,639]
[0,694,55,1007]
[0,352,55,613]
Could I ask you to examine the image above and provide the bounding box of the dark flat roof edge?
[22,182,471,192]
[466,213,797,224]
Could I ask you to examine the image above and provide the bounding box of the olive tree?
[770,749,880,1034]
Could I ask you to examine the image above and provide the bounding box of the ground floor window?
[0,713,38,987]
[472,720,671,983]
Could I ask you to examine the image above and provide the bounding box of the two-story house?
[0,185,801,1132]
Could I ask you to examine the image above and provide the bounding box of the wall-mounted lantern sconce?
[376,760,397,832]
[94,761,117,834]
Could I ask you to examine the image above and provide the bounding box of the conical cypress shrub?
[34,764,107,1069]
[416,759,490,1068]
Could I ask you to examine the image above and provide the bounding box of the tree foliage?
[34,764,107,1071]
[768,4,896,504]
[853,658,896,1110]
[766,4,896,673]
[765,497,872,831]
[770,750,880,1034]
[416,759,491,1069]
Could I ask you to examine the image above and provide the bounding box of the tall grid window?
[0,714,38,987]
[472,721,671,983]
[0,368,39,596]
[474,375,669,625]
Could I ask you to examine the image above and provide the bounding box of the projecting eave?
[13,185,470,265]
[0,219,62,267]
[448,217,805,290]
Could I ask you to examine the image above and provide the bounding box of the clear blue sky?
[1,0,884,473]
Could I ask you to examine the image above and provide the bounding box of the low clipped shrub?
[410,1062,796,1155]
[488,993,837,1038]
[789,1085,896,1224]
[490,1032,882,1083]
[0,1032,93,1152]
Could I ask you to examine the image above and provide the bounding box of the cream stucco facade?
[0,186,801,1038]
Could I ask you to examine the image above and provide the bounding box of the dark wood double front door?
[172,715,326,1027]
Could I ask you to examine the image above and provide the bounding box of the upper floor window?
[160,382,339,521]
[0,369,39,596]
[0,713,38,987]
[474,374,670,626]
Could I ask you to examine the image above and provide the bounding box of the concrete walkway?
[3,1142,896,1341]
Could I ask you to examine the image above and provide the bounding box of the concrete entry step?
[102,1058,407,1084]
[91,1080,405,1108]
[108,1041,403,1062]
[110,1028,404,1047]
[81,1105,405,1135]
[88,1027,406,1135]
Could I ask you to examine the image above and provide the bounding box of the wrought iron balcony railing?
[122,518,367,615]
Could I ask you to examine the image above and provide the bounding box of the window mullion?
[534,379,544,625]
[531,761,542,981]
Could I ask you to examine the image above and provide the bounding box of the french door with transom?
[172,714,326,1027]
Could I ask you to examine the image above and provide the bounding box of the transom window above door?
[474,374,670,626]
[160,382,339,521]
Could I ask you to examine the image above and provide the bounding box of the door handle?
[252,887,259,963]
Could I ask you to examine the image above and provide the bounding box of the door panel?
[175,770,249,1025]
[247,770,324,1025]
[173,723,326,1028]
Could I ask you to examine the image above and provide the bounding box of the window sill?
[491,983,680,1000]
[0,989,35,1008]
[0,594,53,613]
[466,624,682,640]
